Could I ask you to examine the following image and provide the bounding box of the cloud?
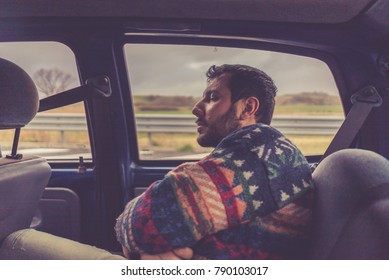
[0,41,338,99]
[125,44,338,97]
[0,42,79,77]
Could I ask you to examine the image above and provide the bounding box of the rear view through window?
[0,42,91,161]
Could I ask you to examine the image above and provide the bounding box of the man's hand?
[122,246,193,260]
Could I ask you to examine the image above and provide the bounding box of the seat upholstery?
[0,229,125,260]
[0,157,51,243]
[0,58,39,128]
[0,58,51,244]
[310,149,389,259]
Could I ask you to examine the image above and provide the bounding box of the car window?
[0,42,91,162]
[125,43,343,160]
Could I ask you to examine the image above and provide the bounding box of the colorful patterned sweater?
[115,123,314,259]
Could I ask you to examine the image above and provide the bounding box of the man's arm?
[115,144,313,255]
[115,160,258,255]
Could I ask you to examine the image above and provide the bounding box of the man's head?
[192,64,277,147]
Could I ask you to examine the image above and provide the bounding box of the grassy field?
[39,100,344,116]
[1,129,90,150]
[286,134,333,155]
[135,104,341,158]
[137,132,334,158]
[134,105,344,116]
[2,98,342,159]
[274,104,343,116]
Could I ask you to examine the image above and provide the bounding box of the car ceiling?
[0,0,378,24]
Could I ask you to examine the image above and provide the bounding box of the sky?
[125,44,339,97]
[0,41,339,99]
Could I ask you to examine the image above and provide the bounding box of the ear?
[240,96,260,120]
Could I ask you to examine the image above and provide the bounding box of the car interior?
[0,0,389,259]
[0,58,51,244]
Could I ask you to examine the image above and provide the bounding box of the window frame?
[0,39,93,166]
[120,33,345,166]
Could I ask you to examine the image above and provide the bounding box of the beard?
[196,106,241,148]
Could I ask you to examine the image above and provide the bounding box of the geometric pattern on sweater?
[115,123,314,258]
[193,191,314,259]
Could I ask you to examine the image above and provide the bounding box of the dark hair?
[206,64,277,125]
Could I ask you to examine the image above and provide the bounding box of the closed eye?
[209,92,220,101]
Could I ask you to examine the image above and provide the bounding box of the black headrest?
[0,58,39,129]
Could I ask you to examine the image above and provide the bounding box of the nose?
[192,99,204,117]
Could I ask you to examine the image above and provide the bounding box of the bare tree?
[33,68,74,96]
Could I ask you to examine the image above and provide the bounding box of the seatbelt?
[320,86,382,161]
[39,75,111,112]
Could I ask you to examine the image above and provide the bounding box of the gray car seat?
[310,148,389,259]
[0,58,124,260]
[0,58,51,244]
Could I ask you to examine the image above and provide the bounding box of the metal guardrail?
[26,113,344,139]
[27,114,87,131]
[135,114,344,135]
[271,115,344,135]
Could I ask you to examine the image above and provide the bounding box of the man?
[116,64,314,259]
